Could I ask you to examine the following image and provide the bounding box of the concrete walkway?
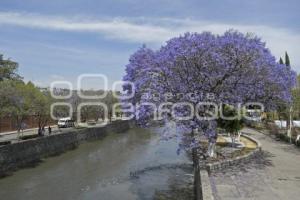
[210,127,300,200]
[0,121,114,143]
[0,126,71,143]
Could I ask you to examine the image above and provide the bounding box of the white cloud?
[0,12,171,43]
[0,12,299,70]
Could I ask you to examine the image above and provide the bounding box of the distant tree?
[281,51,293,137]
[79,105,102,122]
[0,80,31,133]
[103,91,119,122]
[292,74,300,120]
[285,52,290,67]
[273,52,295,135]
[292,88,300,119]
[60,89,120,123]
[0,54,22,81]
[52,104,70,119]
[0,54,52,133]
[279,57,284,65]
[0,80,52,134]
[28,82,52,130]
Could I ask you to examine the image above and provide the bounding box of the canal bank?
[0,120,131,177]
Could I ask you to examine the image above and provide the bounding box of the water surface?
[0,127,192,200]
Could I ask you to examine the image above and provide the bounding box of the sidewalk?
[0,125,58,143]
[0,119,121,143]
[0,127,38,136]
[210,127,300,200]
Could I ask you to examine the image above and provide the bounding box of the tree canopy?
[123,30,296,150]
[0,54,22,81]
[0,54,52,131]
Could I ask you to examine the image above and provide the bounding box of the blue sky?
[0,0,299,89]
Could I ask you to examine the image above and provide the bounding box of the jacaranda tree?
[123,30,296,199]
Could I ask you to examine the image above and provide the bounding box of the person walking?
[38,127,42,136]
[41,127,45,136]
[48,126,52,135]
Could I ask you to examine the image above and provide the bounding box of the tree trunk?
[287,109,291,133]
[288,106,293,143]
[237,131,241,142]
[191,130,202,200]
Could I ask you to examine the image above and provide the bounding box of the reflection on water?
[0,127,192,200]
[132,164,194,200]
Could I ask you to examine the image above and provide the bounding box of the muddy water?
[0,127,193,200]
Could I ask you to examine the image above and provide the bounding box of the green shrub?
[0,141,11,146]
[19,134,39,140]
[266,123,279,135]
[276,133,300,148]
[293,138,300,148]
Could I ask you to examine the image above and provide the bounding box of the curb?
[242,132,262,150]
[205,133,262,173]
[200,170,214,200]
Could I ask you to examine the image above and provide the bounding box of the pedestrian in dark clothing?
[38,127,42,136]
[48,126,52,135]
[42,127,45,136]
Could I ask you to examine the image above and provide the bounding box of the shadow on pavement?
[211,150,274,176]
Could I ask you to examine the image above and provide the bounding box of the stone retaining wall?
[205,133,262,173]
[0,120,131,177]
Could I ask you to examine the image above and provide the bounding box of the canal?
[0,127,193,200]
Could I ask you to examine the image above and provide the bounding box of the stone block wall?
[0,120,131,177]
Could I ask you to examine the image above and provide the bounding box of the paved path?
[0,126,77,143]
[0,121,113,143]
[210,127,300,200]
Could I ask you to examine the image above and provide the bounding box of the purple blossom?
[123,30,296,150]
